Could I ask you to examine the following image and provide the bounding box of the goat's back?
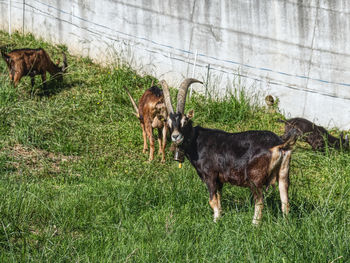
[281,117,343,150]
[7,48,53,73]
[138,86,165,121]
[191,127,284,165]
[285,118,325,133]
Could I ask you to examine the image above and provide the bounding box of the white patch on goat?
[209,195,221,223]
[252,203,264,225]
[268,146,283,174]
[252,189,264,225]
[213,207,220,222]
[181,116,187,127]
[279,150,291,215]
[167,119,173,129]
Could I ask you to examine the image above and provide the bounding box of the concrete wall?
[1,0,350,129]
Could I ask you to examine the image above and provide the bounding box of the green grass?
[1,31,350,262]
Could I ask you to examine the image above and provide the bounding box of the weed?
[0,31,349,262]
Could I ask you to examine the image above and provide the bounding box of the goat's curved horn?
[123,86,140,118]
[176,78,203,114]
[61,52,67,73]
[160,80,174,114]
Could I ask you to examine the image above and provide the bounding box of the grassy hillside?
[0,31,349,262]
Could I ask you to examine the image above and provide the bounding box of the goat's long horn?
[160,80,174,114]
[123,86,140,118]
[62,52,67,72]
[176,78,203,114]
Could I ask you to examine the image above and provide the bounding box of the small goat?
[279,118,349,151]
[1,48,67,88]
[124,84,168,162]
[160,78,298,224]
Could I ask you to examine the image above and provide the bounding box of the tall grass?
[0,31,349,262]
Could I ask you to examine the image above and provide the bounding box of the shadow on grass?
[221,187,319,221]
[34,78,85,98]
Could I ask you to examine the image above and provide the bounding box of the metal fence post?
[8,0,11,36]
[22,0,25,35]
[189,49,198,98]
[205,64,210,98]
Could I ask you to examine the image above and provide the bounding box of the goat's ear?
[167,118,173,129]
[187,109,194,119]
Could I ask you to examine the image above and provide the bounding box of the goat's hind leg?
[157,127,162,156]
[141,122,148,154]
[279,150,292,216]
[145,122,155,161]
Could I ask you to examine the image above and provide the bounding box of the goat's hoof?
[252,219,261,226]
[213,216,220,223]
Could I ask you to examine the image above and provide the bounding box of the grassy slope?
[0,32,349,262]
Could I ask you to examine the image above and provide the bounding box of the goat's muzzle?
[171,133,184,145]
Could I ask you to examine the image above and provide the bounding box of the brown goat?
[279,118,349,151]
[124,85,168,162]
[1,48,67,88]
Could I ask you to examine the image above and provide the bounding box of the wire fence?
[1,0,350,102]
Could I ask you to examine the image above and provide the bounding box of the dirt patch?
[3,144,79,174]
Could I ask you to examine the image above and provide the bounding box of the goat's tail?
[0,48,10,63]
[123,86,140,118]
[62,52,67,72]
[279,128,300,150]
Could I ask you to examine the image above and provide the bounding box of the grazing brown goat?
[279,118,349,151]
[124,85,168,162]
[1,48,67,88]
[161,78,299,224]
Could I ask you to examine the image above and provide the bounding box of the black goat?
[279,118,349,151]
[160,78,298,224]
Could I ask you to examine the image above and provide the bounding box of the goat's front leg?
[252,187,264,225]
[279,151,291,216]
[30,76,35,87]
[207,177,222,222]
[13,72,21,88]
[41,73,47,89]
[158,125,167,163]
